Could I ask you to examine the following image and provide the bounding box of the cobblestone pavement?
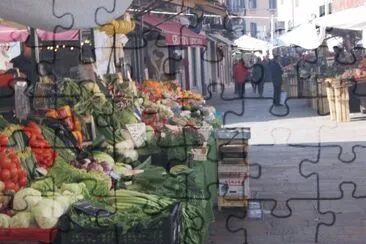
[206,82,366,244]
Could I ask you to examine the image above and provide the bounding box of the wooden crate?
[334,86,350,122]
[289,85,298,97]
[324,78,350,122]
[217,197,248,210]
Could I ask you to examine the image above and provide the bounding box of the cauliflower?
[31,199,64,229]
[0,214,10,228]
[10,212,36,228]
[13,188,42,211]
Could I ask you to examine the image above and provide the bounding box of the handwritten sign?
[126,123,146,147]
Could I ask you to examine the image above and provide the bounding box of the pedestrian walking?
[251,57,265,97]
[233,59,249,97]
[269,56,283,106]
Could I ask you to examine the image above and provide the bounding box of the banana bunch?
[99,20,136,35]
[0,124,23,137]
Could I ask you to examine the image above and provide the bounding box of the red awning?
[0,26,79,43]
[142,15,207,47]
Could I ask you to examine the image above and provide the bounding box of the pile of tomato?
[0,136,28,193]
[23,122,57,170]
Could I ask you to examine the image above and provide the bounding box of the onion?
[74,161,82,169]
[95,164,104,172]
[81,161,91,170]
[70,160,77,166]
[87,162,98,172]
[100,161,112,172]
[80,158,91,165]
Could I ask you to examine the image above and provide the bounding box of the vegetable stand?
[0,76,219,244]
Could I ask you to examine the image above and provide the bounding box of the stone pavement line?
[206,80,366,243]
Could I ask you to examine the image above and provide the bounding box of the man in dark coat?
[269,56,283,106]
[251,57,265,97]
[10,42,37,83]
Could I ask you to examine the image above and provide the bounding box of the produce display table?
[324,78,351,122]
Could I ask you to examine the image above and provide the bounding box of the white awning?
[208,33,235,46]
[277,23,326,50]
[314,5,366,31]
[234,34,272,51]
[0,0,133,32]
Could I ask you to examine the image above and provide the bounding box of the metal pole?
[291,0,295,30]
[270,14,274,42]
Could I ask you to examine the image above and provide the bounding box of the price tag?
[109,171,121,181]
[126,123,146,147]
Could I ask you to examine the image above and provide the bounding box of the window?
[250,22,257,38]
[328,3,332,14]
[269,0,277,9]
[249,0,256,9]
[319,5,325,17]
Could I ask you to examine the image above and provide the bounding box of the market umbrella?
[234,35,272,51]
[277,23,326,50]
[0,0,133,32]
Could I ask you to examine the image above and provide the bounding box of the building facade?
[332,0,366,11]
[277,0,333,32]
[225,0,278,41]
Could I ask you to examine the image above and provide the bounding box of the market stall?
[0,70,220,243]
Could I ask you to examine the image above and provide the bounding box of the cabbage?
[92,151,115,167]
[115,140,135,152]
[0,214,10,228]
[60,183,83,195]
[10,212,36,228]
[121,150,138,162]
[55,194,82,213]
[48,157,112,196]
[13,188,42,211]
[32,199,64,229]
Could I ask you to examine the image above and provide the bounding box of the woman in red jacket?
[233,59,249,97]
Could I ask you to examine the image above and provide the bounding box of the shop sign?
[167,33,206,46]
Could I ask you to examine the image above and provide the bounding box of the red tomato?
[0,152,6,160]
[27,122,42,135]
[14,184,20,192]
[19,177,27,186]
[1,169,11,181]
[0,137,8,147]
[23,130,32,138]
[18,169,27,179]
[10,167,18,178]
[5,182,16,191]
[1,158,12,170]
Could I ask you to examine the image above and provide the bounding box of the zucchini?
[41,126,76,162]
